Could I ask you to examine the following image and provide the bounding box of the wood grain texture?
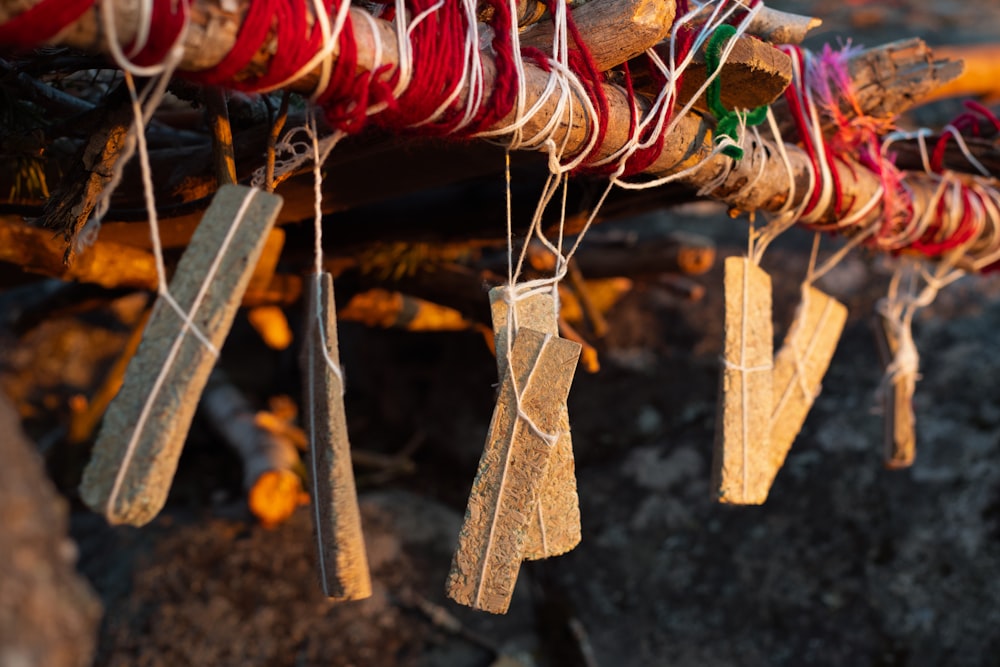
[519,0,676,72]
[712,257,773,505]
[446,327,581,614]
[80,185,283,526]
[489,287,581,561]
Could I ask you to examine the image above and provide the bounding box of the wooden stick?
[565,258,609,338]
[447,327,581,614]
[338,288,475,331]
[205,87,237,186]
[201,373,306,528]
[765,286,846,490]
[79,184,283,526]
[874,312,917,469]
[712,256,773,505]
[675,34,793,112]
[743,7,821,46]
[0,215,158,289]
[0,3,965,249]
[34,82,133,257]
[489,286,582,561]
[518,0,676,72]
[301,272,372,601]
[246,227,285,293]
[247,305,294,350]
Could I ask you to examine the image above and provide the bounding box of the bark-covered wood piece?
[766,286,847,488]
[518,0,676,72]
[35,82,133,254]
[676,34,793,111]
[712,257,773,505]
[301,272,372,600]
[0,216,158,291]
[447,327,581,614]
[490,286,581,561]
[3,0,964,245]
[80,185,283,526]
[0,392,102,667]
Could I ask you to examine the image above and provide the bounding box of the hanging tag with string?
[488,169,582,561]
[874,255,964,469]
[447,154,582,614]
[78,15,288,525]
[296,116,372,600]
[712,223,774,505]
[765,233,848,493]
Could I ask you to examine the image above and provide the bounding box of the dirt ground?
[5,1,1000,666]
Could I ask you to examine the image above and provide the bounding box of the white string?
[301,112,347,390]
[253,0,351,99]
[609,0,763,190]
[105,188,260,518]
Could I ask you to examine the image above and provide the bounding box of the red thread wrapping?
[127,0,187,67]
[0,0,94,51]
[318,3,393,133]
[186,0,348,94]
[930,100,1000,173]
[185,0,276,87]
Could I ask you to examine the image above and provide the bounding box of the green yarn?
[705,24,769,160]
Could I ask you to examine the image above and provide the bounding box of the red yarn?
[186,0,277,87]
[930,101,1000,173]
[780,47,833,219]
[466,0,517,134]
[127,0,187,67]
[370,0,472,135]
[0,0,94,51]
[319,4,385,133]
[911,185,977,257]
[553,0,610,170]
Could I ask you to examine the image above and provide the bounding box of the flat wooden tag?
[712,257,774,505]
[489,286,581,560]
[874,312,917,469]
[766,286,847,489]
[446,327,581,614]
[80,185,283,526]
[301,272,372,600]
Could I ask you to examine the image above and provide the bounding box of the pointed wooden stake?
[766,286,847,488]
[874,312,917,469]
[80,185,283,526]
[712,257,773,505]
[489,286,581,561]
[447,327,581,614]
[301,272,372,601]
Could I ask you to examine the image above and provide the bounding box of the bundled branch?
[0,0,972,254]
